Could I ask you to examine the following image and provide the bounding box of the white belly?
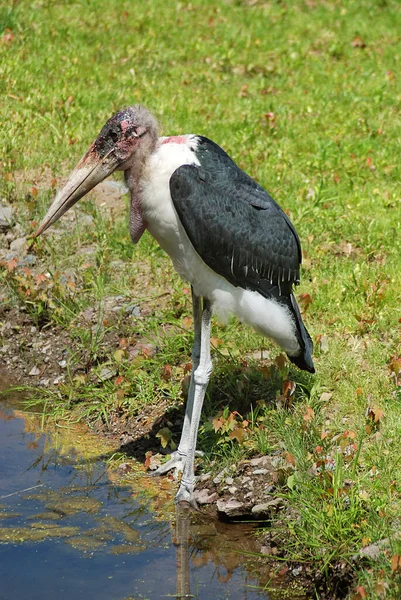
[140,139,299,356]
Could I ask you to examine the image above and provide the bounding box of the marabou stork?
[35,105,315,505]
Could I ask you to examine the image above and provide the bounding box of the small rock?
[0,205,14,230]
[29,366,40,376]
[252,498,284,517]
[253,468,268,475]
[228,486,238,495]
[58,360,67,368]
[9,236,27,257]
[79,308,95,323]
[198,473,211,483]
[213,467,228,485]
[217,498,245,517]
[225,476,234,485]
[98,366,116,380]
[19,254,36,266]
[124,304,141,317]
[356,539,390,561]
[260,545,273,555]
[291,566,303,576]
[249,456,271,468]
[193,489,218,505]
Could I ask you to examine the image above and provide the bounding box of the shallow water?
[0,381,299,600]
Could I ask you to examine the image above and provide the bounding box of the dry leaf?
[275,353,288,371]
[285,452,296,466]
[162,364,172,381]
[282,380,296,398]
[303,406,315,422]
[298,293,312,312]
[156,427,173,449]
[391,553,401,573]
[352,36,366,48]
[144,451,153,470]
[230,428,246,443]
[5,258,18,272]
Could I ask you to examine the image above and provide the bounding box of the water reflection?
[0,390,300,599]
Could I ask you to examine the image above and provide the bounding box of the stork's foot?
[151,451,186,477]
[175,477,198,509]
[151,450,203,477]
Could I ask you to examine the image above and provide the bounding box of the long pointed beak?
[35,146,121,237]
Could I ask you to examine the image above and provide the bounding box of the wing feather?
[169,142,302,299]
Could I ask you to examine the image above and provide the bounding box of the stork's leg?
[175,298,212,505]
[152,288,202,476]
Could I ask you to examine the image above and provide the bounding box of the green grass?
[1,0,401,596]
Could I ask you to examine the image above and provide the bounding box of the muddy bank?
[0,193,355,599]
[0,310,354,599]
[2,391,308,600]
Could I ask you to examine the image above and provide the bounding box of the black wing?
[169,137,302,299]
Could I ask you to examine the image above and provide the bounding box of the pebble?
[124,304,141,317]
[98,366,116,380]
[9,236,27,256]
[249,456,271,468]
[19,254,36,266]
[213,467,228,485]
[253,468,268,475]
[216,498,245,517]
[251,498,284,517]
[0,205,14,230]
[29,366,40,376]
[193,489,218,505]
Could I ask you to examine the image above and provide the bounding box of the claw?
[150,450,204,477]
[175,478,198,509]
[151,451,186,477]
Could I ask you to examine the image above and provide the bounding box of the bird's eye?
[124,126,136,138]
